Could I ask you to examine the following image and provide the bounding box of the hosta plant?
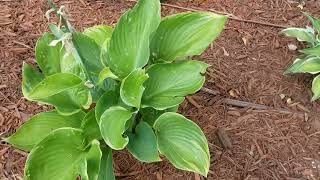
[283,12,320,101]
[5,0,227,179]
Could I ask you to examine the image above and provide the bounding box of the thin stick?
[308,131,320,137]
[201,87,220,95]
[223,98,304,116]
[161,3,289,29]
[223,98,270,110]
[201,87,305,116]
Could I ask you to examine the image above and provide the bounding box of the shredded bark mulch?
[1,0,319,179]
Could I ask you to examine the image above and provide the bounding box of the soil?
[1,0,320,179]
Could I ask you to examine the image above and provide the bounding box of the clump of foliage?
[283,12,320,101]
[5,0,227,179]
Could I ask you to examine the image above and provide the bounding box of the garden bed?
[0,0,319,179]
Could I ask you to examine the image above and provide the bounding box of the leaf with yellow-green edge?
[98,146,115,180]
[120,69,148,108]
[127,122,161,162]
[282,27,315,43]
[86,140,102,180]
[83,25,113,47]
[98,67,119,85]
[95,91,119,122]
[150,12,227,62]
[140,106,179,126]
[35,33,61,76]
[142,61,209,110]
[153,112,210,177]
[300,45,320,56]
[22,63,85,115]
[106,0,161,77]
[81,109,102,141]
[312,75,320,101]
[100,39,110,67]
[99,106,133,150]
[22,62,45,98]
[284,57,320,74]
[27,73,84,100]
[24,128,87,180]
[5,110,85,151]
[284,58,305,75]
[70,85,92,109]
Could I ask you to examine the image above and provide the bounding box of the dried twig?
[13,41,32,49]
[222,98,301,115]
[201,87,305,117]
[201,87,220,95]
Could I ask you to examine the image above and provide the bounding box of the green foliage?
[153,113,210,176]
[6,0,227,179]
[283,13,320,101]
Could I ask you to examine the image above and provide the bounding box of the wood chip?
[194,173,201,180]
[186,96,202,109]
[216,128,232,150]
[227,110,241,117]
[0,113,4,126]
[0,84,8,89]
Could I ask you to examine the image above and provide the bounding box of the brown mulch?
[1,0,320,179]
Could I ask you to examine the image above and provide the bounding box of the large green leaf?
[284,58,305,75]
[282,28,315,43]
[6,110,85,151]
[150,12,227,62]
[98,146,115,180]
[153,112,210,177]
[140,106,179,126]
[127,122,161,162]
[99,106,133,150]
[83,25,113,47]
[312,75,320,101]
[95,91,119,122]
[22,63,89,115]
[35,33,61,76]
[24,128,87,180]
[72,32,104,82]
[120,69,149,108]
[81,109,102,141]
[285,57,320,74]
[22,62,45,97]
[100,39,110,67]
[300,45,320,56]
[106,0,161,77]
[142,61,209,110]
[42,93,82,115]
[304,12,320,33]
[86,140,102,180]
[27,73,83,100]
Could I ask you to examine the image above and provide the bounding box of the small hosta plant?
[5,0,227,179]
[283,12,320,101]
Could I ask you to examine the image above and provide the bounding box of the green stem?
[47,0,94,85]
